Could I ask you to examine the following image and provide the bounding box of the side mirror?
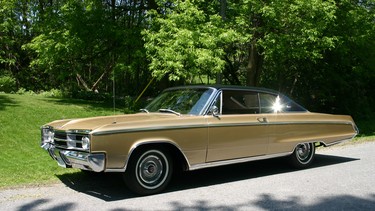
[211,105,220,117]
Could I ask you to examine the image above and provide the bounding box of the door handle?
[257,117,268,123]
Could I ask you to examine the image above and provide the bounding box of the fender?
[105,139,190,173]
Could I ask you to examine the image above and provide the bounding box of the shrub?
[0,75,16,93]
[39,89,64,98]
[16,88,36,95]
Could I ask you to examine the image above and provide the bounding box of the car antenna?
[112,64,117,124]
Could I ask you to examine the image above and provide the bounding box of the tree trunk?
[246,41,262,86]
[216,0,227,84]
[91,62,114,92]
[76,74,91,91]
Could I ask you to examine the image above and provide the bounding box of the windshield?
[145,88,214,115]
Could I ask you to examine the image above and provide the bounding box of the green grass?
[0,93,119,189]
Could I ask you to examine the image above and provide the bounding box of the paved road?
[1,142,374,211]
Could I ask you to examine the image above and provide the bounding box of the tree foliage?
[143,0,240,82]
[0,0,374,118]
[0,0,35,89]
[24,0,149,94]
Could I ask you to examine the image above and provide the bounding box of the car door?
[206,89,271,162]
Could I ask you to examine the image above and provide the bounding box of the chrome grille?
[53,130,89,151]
[54,131,67,147]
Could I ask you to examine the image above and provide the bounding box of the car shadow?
[56,153,359,201]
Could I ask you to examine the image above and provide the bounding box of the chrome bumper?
[42,143,105,172]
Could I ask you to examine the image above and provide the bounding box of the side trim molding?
[188,152,293,171]
[93,120,355,136]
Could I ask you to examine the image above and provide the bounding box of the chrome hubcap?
[296,143,311,162]
[139,155,163,185]
[136,150,169,190]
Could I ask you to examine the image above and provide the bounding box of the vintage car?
[41,85,358,195]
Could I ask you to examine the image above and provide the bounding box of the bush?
[0,75,16,93]
[39,89,64,98]
[15,88,65,97]
[16,88,36,95]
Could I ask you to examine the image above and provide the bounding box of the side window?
[282,96,307,112]
[222,90,260,114]
[259,93,278,113]
[259,93,307,113]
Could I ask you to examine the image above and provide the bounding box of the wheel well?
[314,142,325,148]
[293,141,324,150]
[128,143,189,172]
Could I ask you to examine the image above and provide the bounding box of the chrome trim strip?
[208,121,353,128]
[105,168,126,173]
[266,121,355,126]
[321,138,353,147]
[208,122,265,128]
[203,90,222,116]
[93,120,354,136]
[189,152,293,171]
[92,124,207,136]
[55,129,91,135]
[199,87,219,115]
[353,123,360,135]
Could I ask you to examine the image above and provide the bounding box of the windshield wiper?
[158,109,181,116]
[139,109,149,113]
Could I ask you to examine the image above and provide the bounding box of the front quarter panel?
[90,116,208,170]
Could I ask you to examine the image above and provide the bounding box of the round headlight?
[42,127,54,144]
[82,136,90,150]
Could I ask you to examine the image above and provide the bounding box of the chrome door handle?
[257,117,268,123]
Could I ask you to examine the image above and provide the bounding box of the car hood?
[46,113,202,133]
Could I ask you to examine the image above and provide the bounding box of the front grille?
[53,130,89,151]
[54,131,68,147]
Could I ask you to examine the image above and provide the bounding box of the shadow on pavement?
[56,154,359,201]
[166,193,375,210]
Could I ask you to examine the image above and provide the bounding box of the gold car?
[41,85,358,195]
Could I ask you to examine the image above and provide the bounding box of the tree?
[25,1,115,91]
[2,0,374,119]
[24,0,154,95]
[303,0,375,117]
[222,0,338,87]
[143,0,241,83]
[0,0,34,90]
[144,0,339,88]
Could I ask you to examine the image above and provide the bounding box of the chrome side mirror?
[211,105,220,117]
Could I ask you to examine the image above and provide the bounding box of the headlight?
[41,126,54,145]
[81,136,90,150]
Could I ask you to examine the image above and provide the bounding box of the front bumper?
[42,143,105,172]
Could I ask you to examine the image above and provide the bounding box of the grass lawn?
[0,93,119,189]
[0,93,373,189]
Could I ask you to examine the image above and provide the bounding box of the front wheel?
[289,143,315,169]
[123,148,173,195]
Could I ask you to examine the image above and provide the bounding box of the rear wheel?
[124,148,173,195]
[289,143,315,168]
